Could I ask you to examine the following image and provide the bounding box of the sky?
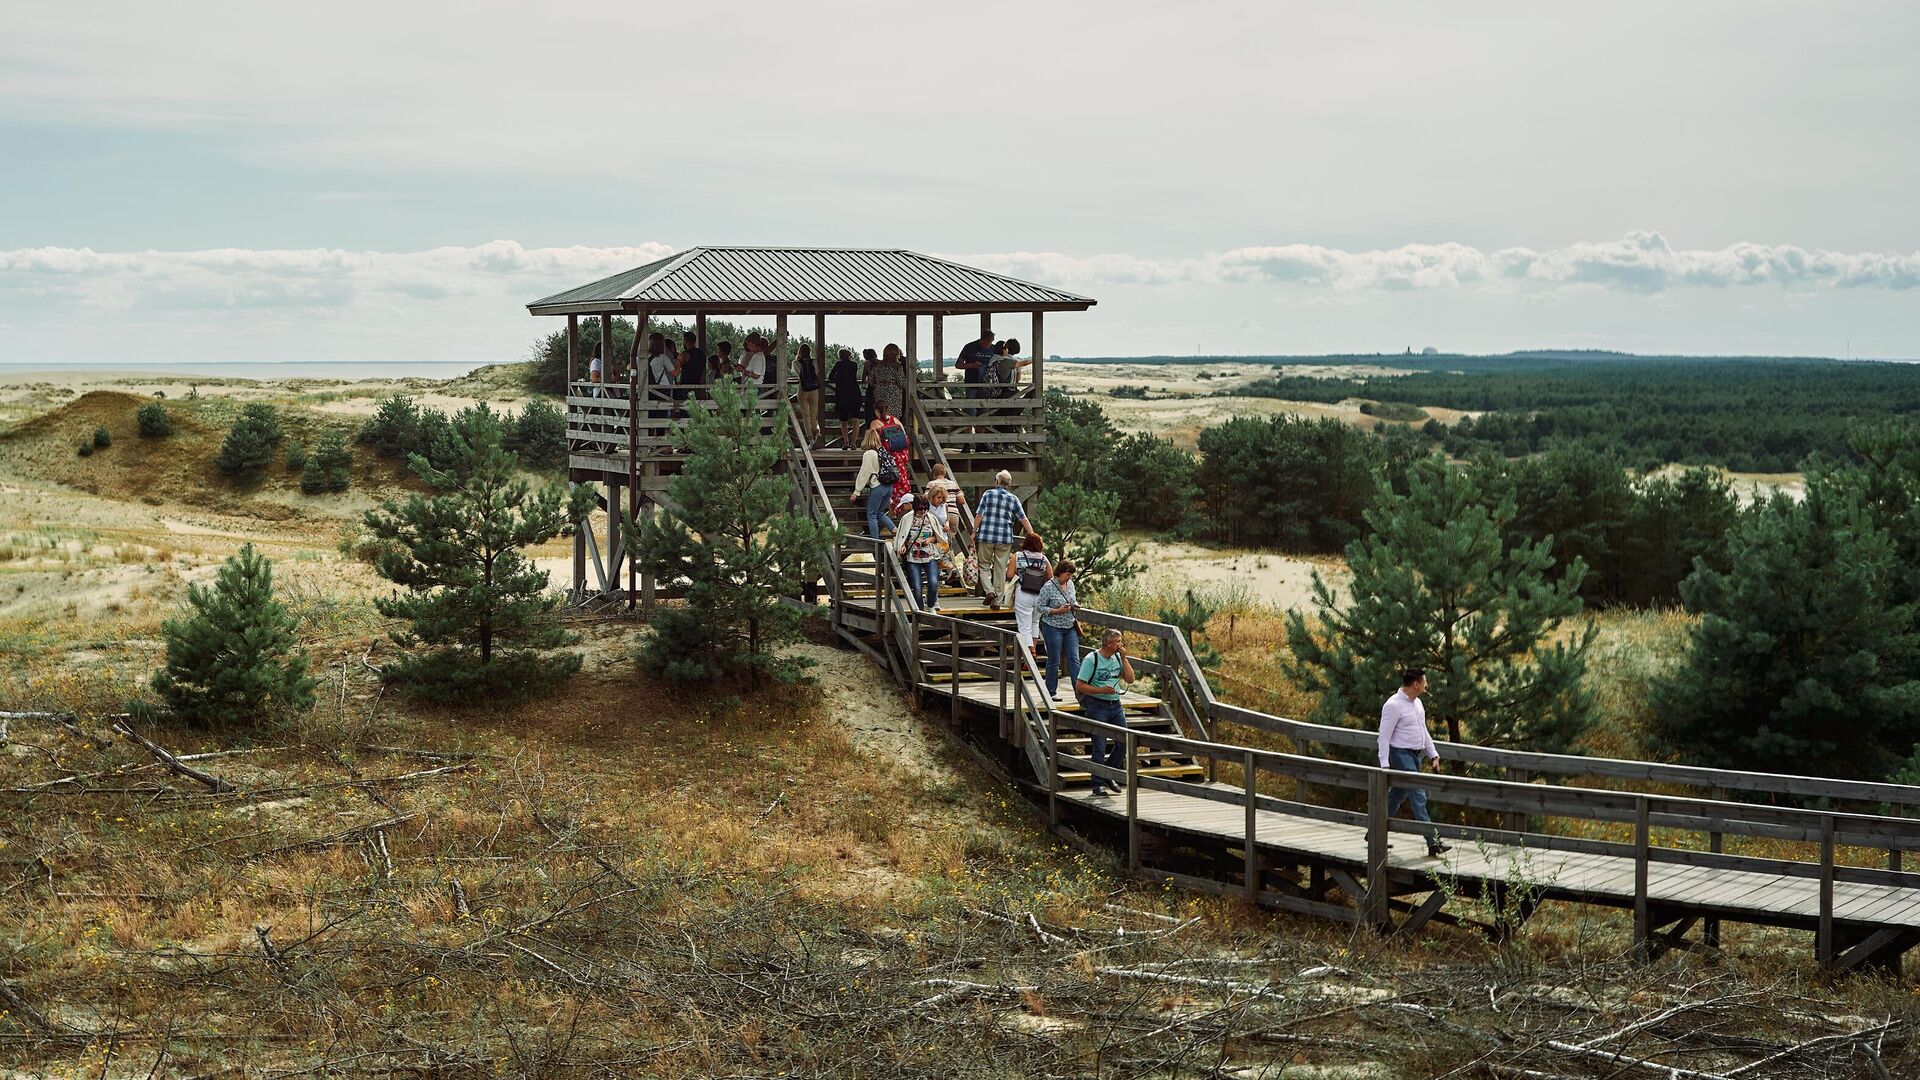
[2,1,1917,363]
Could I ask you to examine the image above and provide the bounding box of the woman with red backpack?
[870,410,913,508]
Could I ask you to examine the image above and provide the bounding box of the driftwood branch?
[111,721,234,792]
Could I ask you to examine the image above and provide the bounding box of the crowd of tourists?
[584,327,1032,449]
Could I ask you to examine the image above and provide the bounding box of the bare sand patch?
[1131,538,1349,614]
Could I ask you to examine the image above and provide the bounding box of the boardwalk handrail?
[1061,605,1920,814]
[786,410,845,617]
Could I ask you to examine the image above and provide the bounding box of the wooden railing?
[912,384,1045,450]
[567,378,784,460]
[786,410,846,624]
[841,568,1920,957]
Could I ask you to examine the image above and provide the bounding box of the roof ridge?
[620,247,704,300]
[900,249,1095,304]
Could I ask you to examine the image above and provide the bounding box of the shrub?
[137,403,173,437]
[284,440,307,471]
[216,404,283,478]
[151,543,316,724]
[77,442,93,457]
[91,426,112,448]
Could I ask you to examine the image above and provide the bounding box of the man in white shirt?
[1379,667,1449,857]
[742,334,769,383]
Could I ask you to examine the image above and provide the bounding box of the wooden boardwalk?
[787,415,1920,974]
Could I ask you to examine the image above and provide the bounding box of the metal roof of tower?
[527,246,1096,316]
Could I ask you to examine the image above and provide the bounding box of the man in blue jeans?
[1074,629,1135,797]
[1379,667,1450,856]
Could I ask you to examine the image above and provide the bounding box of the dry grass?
[2,380,1917,1074]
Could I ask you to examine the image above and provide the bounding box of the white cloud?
[2,235,1917,363]
[961,233,1920,294]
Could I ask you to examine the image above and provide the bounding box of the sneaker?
[1428,842,1451,857]
[1050,692,1061,702]
[1089,786,1113,798]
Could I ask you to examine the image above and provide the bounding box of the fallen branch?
[240,813,418,861]
[111,721,234,792]
[0,976,92,1045]
[2,710,109,748]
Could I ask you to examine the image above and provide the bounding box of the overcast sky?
[3,1,1917,362]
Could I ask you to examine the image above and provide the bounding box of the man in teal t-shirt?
[1073,629,1135,796]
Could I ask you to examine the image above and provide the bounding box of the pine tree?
[1284,458,1597,754]
[357,395,421,458]
[627,379,841,686]
[1650,486,1920,781]
[301,429,353,494]
[508,398,568,471]
[216,403,283,477]
[1029,484,1142,598]
[362,405,594,701]
[1156,587,1223,695]
[151,544,316,724]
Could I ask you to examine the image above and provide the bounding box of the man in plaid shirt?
[971,470,1031,608]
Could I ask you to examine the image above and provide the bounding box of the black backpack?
[876,452,899,489]
[1017,553,1048,594]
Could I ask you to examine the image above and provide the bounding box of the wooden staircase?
[789,419,1205,793]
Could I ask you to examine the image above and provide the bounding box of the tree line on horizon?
[1230,357,1920,473]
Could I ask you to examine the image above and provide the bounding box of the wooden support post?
[604,481,621,596]
[1046,704,1060,827]
[775,314,789,412]
[1818,815,1836,967]
[1031,311,1045,397]
[1705,793,1724,948]
[1366,769,1390,931]
[639,504,656,614]
[571,525,585,600]
[904,315,919,396]
[1633,796,1651,960]
[627,370,639,609]
[1126,729,1140,872]
[814,311,827,377]
[932,314,945,386]
[980,312,991,339]
[1243,750,1258,901]
[695,313,708,356]
[1892,848,1903,873]
[566,314,579,385]
[602,313,617,376]
[950,626,961,728]
[1502,767,1529,834]
[997,636,1008,740]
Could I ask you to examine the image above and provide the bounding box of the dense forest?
[1227,356,1920,472]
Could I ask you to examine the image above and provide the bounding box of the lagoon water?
[0,361,492,380]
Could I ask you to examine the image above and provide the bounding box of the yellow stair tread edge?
[1058,766,1207,782]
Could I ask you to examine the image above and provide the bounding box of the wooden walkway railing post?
[1633,796,1651,961]
[1365,769,1390,931]
[1706,785,1725,949]
[1819,815,1836,967]
[1243,750,1259,902]
[997,637,1008,740]
[949,628,961,728]
[1046,704,1060,827]
[1126,729,1140,872]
